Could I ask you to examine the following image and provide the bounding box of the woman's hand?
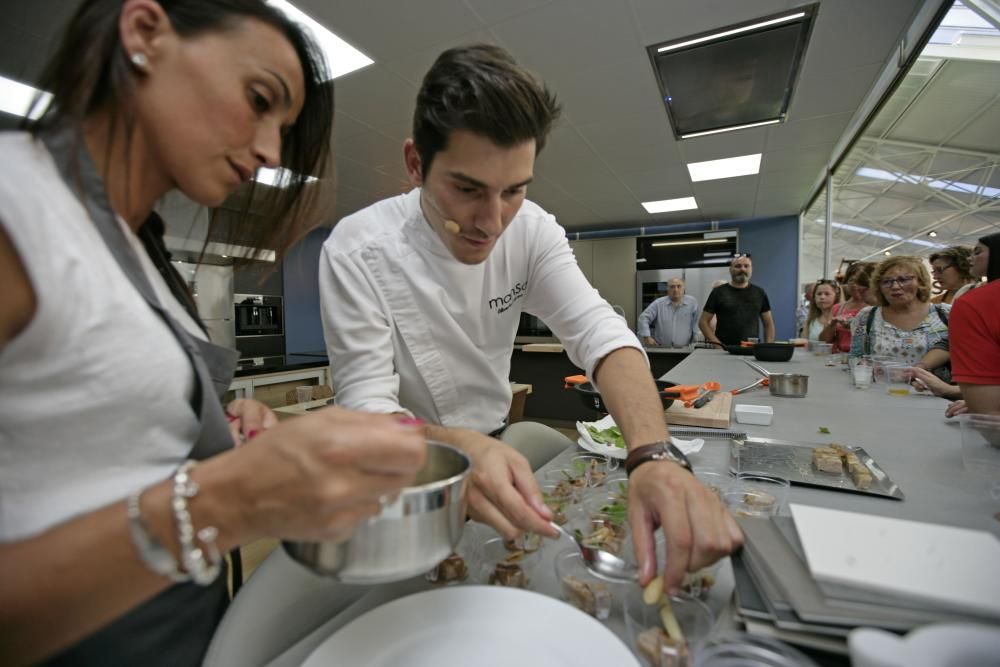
[946,400,968,418]
[225,398,278,446]
[200,407,427,545]
[910,367,961,400]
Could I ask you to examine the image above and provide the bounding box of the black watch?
[625,440,693,476]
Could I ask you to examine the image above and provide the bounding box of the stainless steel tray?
[728,437,904,500]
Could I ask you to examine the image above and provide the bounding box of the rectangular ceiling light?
[268,0,373,80]
[647,5,817,140]
[651,238,727,247]
[657,12,806,53]
[688,153,761,182]
[0,76,51,120]
[681,119,780,139]
[642,196,699,213]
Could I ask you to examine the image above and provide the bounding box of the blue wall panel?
[282,227,330,354]
[721,215,800,340]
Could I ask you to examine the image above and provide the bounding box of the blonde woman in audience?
[929,246,977,304]
[849,257,950,364]
[800,279,841,341]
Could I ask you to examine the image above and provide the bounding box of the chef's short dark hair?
[412,44,561,178]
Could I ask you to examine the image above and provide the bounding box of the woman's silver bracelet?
[171,460,222,586]
[126,489,190,583]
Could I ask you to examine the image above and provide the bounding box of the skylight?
[642,197,699,214]
[856,167,1000,199]
[267,1,373,80]
[813,218,946,249]
[688,154,762,182]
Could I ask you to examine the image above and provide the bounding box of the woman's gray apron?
[40,127,238,667]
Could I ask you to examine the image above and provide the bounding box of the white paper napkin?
[576,415,704,459]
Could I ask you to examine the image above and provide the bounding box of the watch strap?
[625,440,693,476]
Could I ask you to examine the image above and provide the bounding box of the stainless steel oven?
[234,294,283,337]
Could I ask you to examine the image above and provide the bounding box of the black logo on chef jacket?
[488,281,527,314]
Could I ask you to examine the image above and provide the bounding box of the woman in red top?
[820,262,875,352]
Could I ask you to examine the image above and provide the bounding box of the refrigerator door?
[177,262,236,347]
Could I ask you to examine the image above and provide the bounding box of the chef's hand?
[946,399,968,418]
[642,336,658,347]
[627,461,742,590]
[446,428,556,540]
[225,398,278,446]
[214,407,426,544]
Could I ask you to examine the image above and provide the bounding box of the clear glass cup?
[543,468,587,501]
[959,414,1000,500]
[693,468,733,500]
[884,363,913,396]
[554,548,622,620]
[477,536,540,588]
[623,532,724,602]
[696,633,820,666]
[623,588,714,666]
[540,481,578,525]
[724,473,790,518]
[564,514,629,557]
[570,453,620,488]
[852,362,873,389]
[295,385,313,403]
[812,342,833,357]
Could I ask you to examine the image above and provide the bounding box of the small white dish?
[734,404,773,426]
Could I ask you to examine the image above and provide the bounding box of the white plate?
[301,586,639,667]
[576,415,704,460]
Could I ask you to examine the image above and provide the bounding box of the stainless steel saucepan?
[742,359,809,398]
[283,441,471,583]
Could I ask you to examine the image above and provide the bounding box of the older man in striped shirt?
[638,278,700,348]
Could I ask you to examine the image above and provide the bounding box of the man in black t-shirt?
[699,255,775,346]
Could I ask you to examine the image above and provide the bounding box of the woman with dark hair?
[972,231,1000,283]
[929,246,977,304]
[820,261,874,352]
[0,2,425,665]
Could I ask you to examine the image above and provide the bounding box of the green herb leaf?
[818,426,831,434]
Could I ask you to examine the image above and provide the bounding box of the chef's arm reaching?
[592,347,742,590]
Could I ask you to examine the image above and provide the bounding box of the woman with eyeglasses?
[849,257,950,365]
[929,246,977,305]
[800,279,841,341]
[820,261,874,352]
[912,231,1000,417]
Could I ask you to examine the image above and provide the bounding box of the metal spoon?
[549,521,639,583]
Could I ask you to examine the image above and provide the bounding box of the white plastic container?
[734,404,773,426]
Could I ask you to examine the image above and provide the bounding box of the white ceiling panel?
[311,0,484,63]
[0,0,940,232]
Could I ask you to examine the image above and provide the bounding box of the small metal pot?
[767,373,809,397]
[283,441,470,584]
[742,359,809,398]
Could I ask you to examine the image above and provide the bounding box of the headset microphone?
[422,191,462,235]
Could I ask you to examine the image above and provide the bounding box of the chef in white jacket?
[320,44,741,589]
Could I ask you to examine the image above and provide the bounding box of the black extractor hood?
[647,4,817,139]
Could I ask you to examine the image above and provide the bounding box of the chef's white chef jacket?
[319,188,643,434]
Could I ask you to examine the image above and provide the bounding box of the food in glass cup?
[625,582,714,667]
[724,473,789,518]
[580,489,628,526]
[479,537,538,589]
[570,453,619,487]
[543,467,588,499]
[554,549,616,620]
[503,531,542,553]
[692,468,732,500]
[572,515,628,556]
[424,552,470,585]
[540,483,574,525]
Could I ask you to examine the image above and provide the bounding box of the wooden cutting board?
[664,391,732,429]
